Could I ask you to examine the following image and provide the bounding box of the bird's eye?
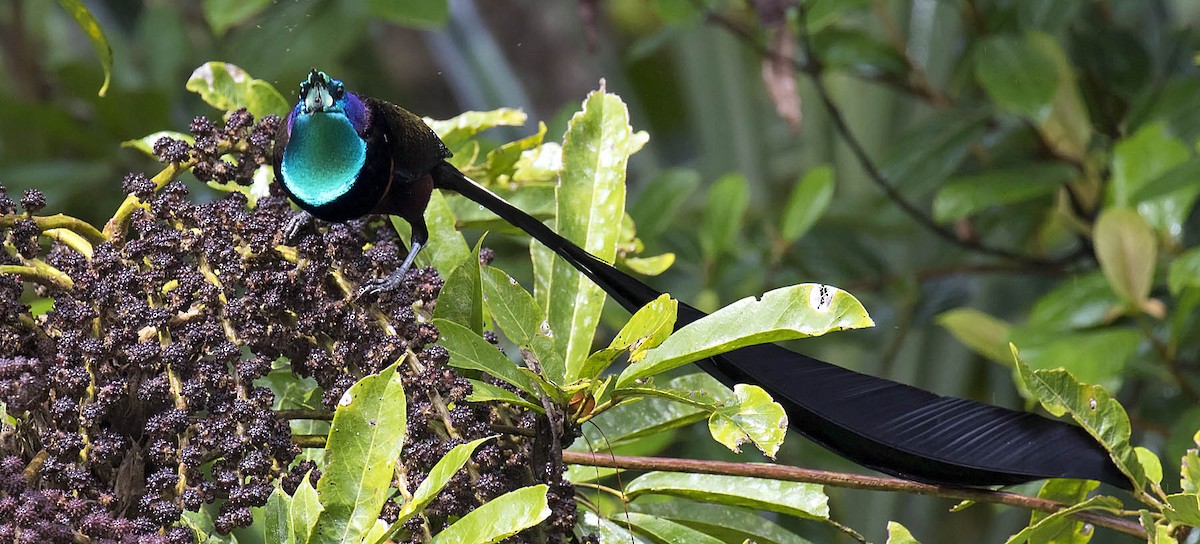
[332,83,345,99]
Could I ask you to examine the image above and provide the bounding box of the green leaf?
[1130,158,1200,204]
[393,437,495,528]
[631,169,701,239]
[1137,446,1163,485]
[486,123,547,181]
[436,319,538,397]
[202,0,272,35]
[1168,246,1200,295]
[207,164,273,208]
[878,109,990,194]
[624,472,828,520]
[291,478,322,544]
[121,131,195,158]
[466,379,545,413]
[433,238,486,334]
[1028,479,1099,544]
[1110,123,1197,240]
[886,521,922,544]
[810,27,909,79]
[618,284,873,386]
[580,373,721,448]
[577,511,651,544]
[1027,32,1092,162]
[1093,208,1157,307]
[265,488,291,544]
[541,87,648,382]
[1182,447,1200,494]
[709,384,788,458]
[1012,346,1142,488]
[622,513,725,544]
[1139,510,1178,544]
[631,499,814,544]
[975,35,1059,119]
[186,62,289,119]
[426,109,528,150]
[429,485,551,544]
[180,508,236,544]
[57,0,112,96]
[367,0,448,27]
[1013,328,1141,393]
[933,163,1075,222]
[579,294,677,380]
[780,166,835,243]
[480,266,563,382]
[313,360,407,543]
[1027,272,1120,331]
[419,190,471,274]
[1005,496,1122,544]
[1164,493,1200,526]
[937,308,1013,365]
[622,253,676,276]
[512,143,563,184]
[699,173,750,261]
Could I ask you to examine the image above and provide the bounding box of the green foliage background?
[4,1,1200,542]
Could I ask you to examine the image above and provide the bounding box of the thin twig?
[561,451,1147,539]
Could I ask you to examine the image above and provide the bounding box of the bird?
[273,70,1130,490]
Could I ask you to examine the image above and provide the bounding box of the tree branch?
[561,451,1146,539]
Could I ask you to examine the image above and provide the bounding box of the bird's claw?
[355,270,406,300]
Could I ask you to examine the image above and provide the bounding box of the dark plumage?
[273,70,1130,490]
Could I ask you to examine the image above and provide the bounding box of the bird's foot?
[356,269,407,300]
[281,211,314,242]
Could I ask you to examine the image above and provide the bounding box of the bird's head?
[298,69,347,114]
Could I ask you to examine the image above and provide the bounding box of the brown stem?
[276,408,334,421]
[561,451,1147,539]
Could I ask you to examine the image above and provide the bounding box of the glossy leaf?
[1027,272,1119,331]
[512,143,563,184]
[937,308,1013,365]
[186,62,289,119]
[1012,346,1142,488]
[203,0,272,35]
[1005,496,1121,544]
[393,437,495,528]
[1137,447,1163,485]
[577,511,651,544]
[624,472,828,520]
[421,190,471,274]
[426,109,528,149]
[878,109,990,194]
[543,87,648,382]
[1027,479,1099,544]
[630,169,701,239]
[975,35,1059,119]
[1028,32,1092,162]
[618,284,873,386]
[623,512,725,544]
[780,166,835,243]
[480,266,563,383]
[700,173,750,261]
[428,485,551,544]
[433,238,485,334]
[631,499,814,544]
[622,253,676,276]
[886,522,922,544]
[1164,493,1200,526]
[1168,246,1200,295]
[57,0,112,96]
[367,0,449,27]
[579,294,677,380]
[485,122,547,181]
[312,360,406,543]
[709,384,788,458]
[1110,123,1197,240]
[1093,208,1156,307]
[291,478,322,544]
[579,373,722,448]
[265,487,290,544]
[933,163,1075,222]
[466,379,544,413]
[436,319,538,397]
[1131,158,1200,204]
[1182,445,1200,493]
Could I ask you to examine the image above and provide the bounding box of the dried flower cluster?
[0,109,582,542]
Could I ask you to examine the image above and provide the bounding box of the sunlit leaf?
[886,521,922,544]
[937,309,1013,365]
[708,384,788,458]
[622,253,676,276]
[1168,247,1200,295]
[429,485,551,544]
[480,266,563,383]
[579,294,677,380]
[435,319,538,397]
[1110,123,1197,241]
[426,109,527,149]
[1005,496,1121,544]
[186,62,289,119]
[780,166,835,243]
[624,472,828,520]
[631,499,814,544]
[433,239,486,334]
[618,284,873,386]
[1027,479,1099,544]
[623,512,725,544]
[393,437,495,528]
[1093,208,1156,307]
[57,0,113,96]
[121,131,195,158]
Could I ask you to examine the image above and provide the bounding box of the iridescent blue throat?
[280,112,366,206]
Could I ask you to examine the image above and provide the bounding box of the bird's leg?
[282,210,314,241]
[356,217,429,298]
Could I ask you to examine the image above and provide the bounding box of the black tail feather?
[432,161,1130,489]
